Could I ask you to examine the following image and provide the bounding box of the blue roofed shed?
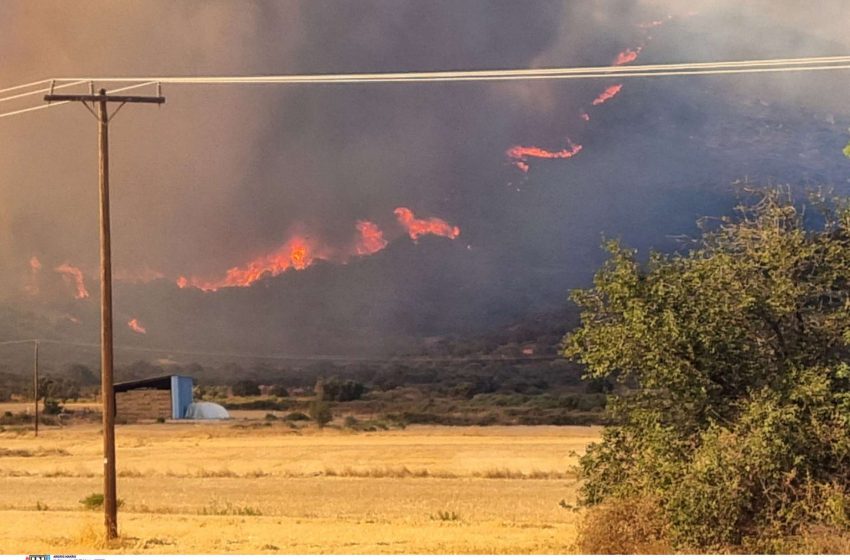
[114,375,194,422]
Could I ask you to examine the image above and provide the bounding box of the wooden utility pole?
[44,87,164,540]
[33,339,38,437]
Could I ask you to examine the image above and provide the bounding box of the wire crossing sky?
[2,54,850,119]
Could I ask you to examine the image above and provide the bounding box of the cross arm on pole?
[44,94,165,104]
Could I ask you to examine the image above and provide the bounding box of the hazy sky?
[1,1,849,345]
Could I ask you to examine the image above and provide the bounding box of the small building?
[114,375,193,423]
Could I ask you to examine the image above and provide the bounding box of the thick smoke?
[1,0,849,355]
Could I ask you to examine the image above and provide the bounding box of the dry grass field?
[0,420,599,553]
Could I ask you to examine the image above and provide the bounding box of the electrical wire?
[12,337,563,364]
[0,78,51,95]
[1,55,849,120]
[53,54,850,84]
[0,81,156,120]
[0,80,87,105]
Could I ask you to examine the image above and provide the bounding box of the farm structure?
[114,375,193,423]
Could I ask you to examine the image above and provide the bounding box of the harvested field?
[0,422,599,553]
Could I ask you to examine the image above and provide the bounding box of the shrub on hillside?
[309,400,332,428]
[231,379,260,397]
[566,189,850,552]
[314,377,366,402]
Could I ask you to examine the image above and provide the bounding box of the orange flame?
[128,318,146,334]
[25,256,42,295]
[394,207,460,240]
[226,237,315,287]
[355,220,388,255]
[55,263,90,299]
[180,235,330,291]
[613,46,642,66]
[506,140,583,171]
[592,84,623,106]
[180,213,459,291]
[579,112,590,122]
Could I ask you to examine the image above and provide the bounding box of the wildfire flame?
[180,212,459,291]
[127,318,146,334]
[355,220,388,255]
[504,17,675,184]
[613,46,642,66]
[55,263,90,299]
[592,84,623,106]
[506,140,583,171]
[185,235,325,291]
[394,207,460,240]
[30,256,42,271]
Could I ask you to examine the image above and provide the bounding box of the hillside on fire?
[3,83,850,358]
[3,0,850,555]
[3,3,850,361]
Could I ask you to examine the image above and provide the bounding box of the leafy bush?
[224,399,292,411]
[80,493,124,510]
[576,497,670,554]
[43,398,63,415]
[315,377,366,402]
[268,385,289,397]
[231,379,260,397]
[566,189,850,552]
[309,400,332,428]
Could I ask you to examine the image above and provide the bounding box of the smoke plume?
[1,0,849,355]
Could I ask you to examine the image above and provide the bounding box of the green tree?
[269,384,289,397]
[314,377,366,402]
[565,188,850,552]
[63,363,98,386]
[309,400,333,428]
[231,379,260,397]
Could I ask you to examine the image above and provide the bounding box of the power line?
[0,80,87,105]
[50,54,850,84]
[0,78,51,95]
[0,82,155,120]
[2,55,849,120]
[4,55,850,96]
[11,337,564,364]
